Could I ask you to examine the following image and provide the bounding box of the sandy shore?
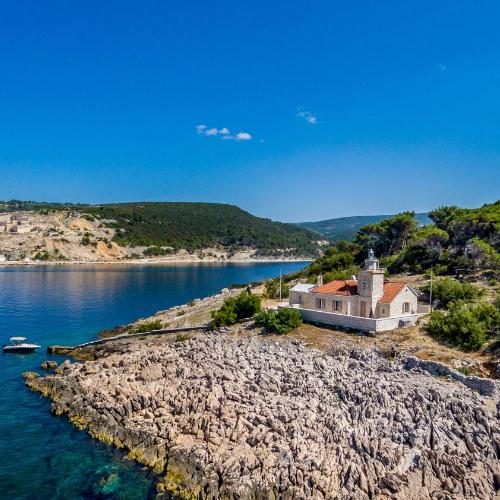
[0,256,312,267]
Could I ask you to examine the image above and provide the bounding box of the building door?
[360,301,367,317]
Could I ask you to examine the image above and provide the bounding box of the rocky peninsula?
[27,325,500,499]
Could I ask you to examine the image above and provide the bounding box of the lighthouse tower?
[356,249,385,317]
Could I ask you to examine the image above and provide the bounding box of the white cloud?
[296,108,318,125]
[195,124,252,141]
[235,132,252,141]
[222,131,252,141]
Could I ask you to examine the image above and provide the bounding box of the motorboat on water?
[3,337,41,353]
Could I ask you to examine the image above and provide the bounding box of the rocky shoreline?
[26,326,500,499]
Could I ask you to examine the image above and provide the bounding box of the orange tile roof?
[379,282,406,303]
[312,279,358,296]
[312,279,407,303]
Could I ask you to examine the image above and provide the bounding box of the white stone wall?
[290,283,423,325]
[289,290,314,309]
[388,286,418,317]
[417,304,431,314]
[376,302,391,318]
[284,306,424,332]
[306,294,357,316]
[357,269,385,300]
[374,315,422,332]
[289,290,301,306]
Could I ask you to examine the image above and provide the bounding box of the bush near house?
[211,292,261,328]
[264,279,290,299]
[287,244,361,284]
[254,308,303,335]
[427,301,500,351]
[421,277,484,309]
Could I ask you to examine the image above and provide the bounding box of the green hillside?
[296,212,432,241]
[0,200,319,257]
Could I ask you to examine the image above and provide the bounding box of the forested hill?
[0,201,320,257]
[289,201,500,283]
[296,213,432,241]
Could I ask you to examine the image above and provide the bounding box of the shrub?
[175,333,190,342]
[143,246,174,257]
[427,302,500,351]
[467,237,500,274]
[211,292,261,328]
[81,233,92,246]
[134,319,163,333]
[422,277,484,309]
[211,298,238,327]
[34,250,50,261]
[322,266,358,283]
[494,294,500,310]
[254,308,302,335]
[457,366,471,376]
[264,279,290,299]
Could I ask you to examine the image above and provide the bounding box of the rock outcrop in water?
[27,330,500,499]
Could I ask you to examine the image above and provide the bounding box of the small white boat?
[3,337,41,354]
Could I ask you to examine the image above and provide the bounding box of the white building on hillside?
[288,250,429,332]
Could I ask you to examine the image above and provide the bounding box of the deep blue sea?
[0,262,307,499]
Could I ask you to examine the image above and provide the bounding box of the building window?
[333,300,342,312]
[403,302,410,313]
[361,280,367,291]
[316,298,326,309]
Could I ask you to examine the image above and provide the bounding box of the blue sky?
[1,1,499,222]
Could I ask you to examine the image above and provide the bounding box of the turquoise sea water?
[0,262,307,499]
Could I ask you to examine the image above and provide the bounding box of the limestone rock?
[40,360,58,370]
[27,334,500,499]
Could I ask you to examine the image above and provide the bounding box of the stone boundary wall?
[401,355,499,397]
[375,315,422,331]
[417,304,431,314]
[74,325,209,348]
[285,306,423,332]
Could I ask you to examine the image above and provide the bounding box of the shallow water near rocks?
[0,262,306,499]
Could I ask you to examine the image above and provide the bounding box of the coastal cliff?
[27,326,500,498]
